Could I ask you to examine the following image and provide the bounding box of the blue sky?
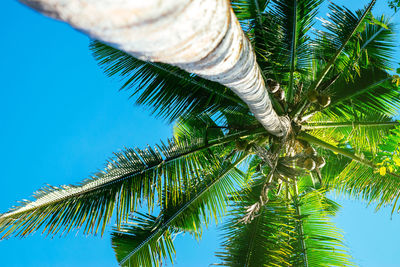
[1,1,400,266]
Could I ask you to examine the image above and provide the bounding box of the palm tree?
[3,0,400,266]
[18,0,290,135]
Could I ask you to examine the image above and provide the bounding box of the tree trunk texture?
[19,0,290,136]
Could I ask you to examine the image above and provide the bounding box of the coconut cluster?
[296,146,325,171]
[267,79,285,101]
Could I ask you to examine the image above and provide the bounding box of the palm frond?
[216,177,294,266]
[0,132,238,239]
[113,153,248,266]
[290,190,354,266]
[90,41,245,123]
[111,213,176,267]
[357,14,396,70]
[308,110,395,153]
[310,0,376,90]
[268,0,323,102]
[231,0,271,22]
[322,67,400,117]
[331,160,400,212]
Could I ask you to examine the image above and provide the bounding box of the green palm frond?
[231,0,271,22]
[90,41,245,123]
[321,67,400,117]
[358,14,396,70]
[113,153,248,266]
[310,1,376,91]
[251,0,322,84]
[307,110,395,153]
[328,126,400,213]
[111,213,176,267]
[298,130,400,213]
[173,109,260,142]
[290,190,354,267]
[313,148,351,188]
[217,176,353,266]
[216,177,294,267]
[331,160,400,212]
[316,4,395,73]
[268,0,323,102]
[0,133,239,239]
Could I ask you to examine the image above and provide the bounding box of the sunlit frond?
[113,153,248,266]
[0,134,231,239]
[290,190,354,266]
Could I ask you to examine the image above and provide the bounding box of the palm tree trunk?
[19,0,290,136]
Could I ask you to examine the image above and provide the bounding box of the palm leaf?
[268,0,323,102]
[307,110,395,153]
[290,190,354,266]
[90,41,245,123]
[0,131,246,239]
[320,67,400,118]
[111,213,176,267]
[310,0,376,91]
[216,177,294,266]
[113,153,248,266]
[231,0,271,22]
[331,160,400,212]
[357,14,396,70]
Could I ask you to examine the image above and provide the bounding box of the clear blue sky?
[1,1,400,266]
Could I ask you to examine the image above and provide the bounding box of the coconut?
[275,89,285,101]
[303,158,316,171]
[318,95,331,107]
[307,90,319,103]
[266,79,280,93]
[316,156,326,168]
[304,146,317,156]
[277,90,285,101]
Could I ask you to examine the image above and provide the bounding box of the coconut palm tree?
[2,0,400,266]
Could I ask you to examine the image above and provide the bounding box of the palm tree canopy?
[3,0,400,266]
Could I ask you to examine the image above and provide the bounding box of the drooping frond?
[90,41,245,123]
[216,177,294,266]
[113,153,248,266]
[290,190,354,266]
[0,132,238,239]
[328,126,400,212]
[331,160,400,212]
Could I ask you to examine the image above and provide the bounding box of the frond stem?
[0,128,265,220]
[297,132,373,167]
[244,206,264,267]
[292,181,308,267]
[292,0,376,116]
